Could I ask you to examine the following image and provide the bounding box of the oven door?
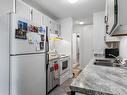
[60,58,69,75]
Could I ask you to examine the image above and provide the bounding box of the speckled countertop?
[49,56,59,61]
[49,55,70,61]
[70,59,127,95]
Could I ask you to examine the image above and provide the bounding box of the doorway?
[72,33,81,78]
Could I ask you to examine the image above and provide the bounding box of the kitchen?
[0,0,127,95]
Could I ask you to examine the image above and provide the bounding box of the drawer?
[60,71,70,85]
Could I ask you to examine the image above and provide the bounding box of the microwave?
[105,48,119,58]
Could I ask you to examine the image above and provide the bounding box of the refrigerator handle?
[45,26,49,95]
[46,26,49,52]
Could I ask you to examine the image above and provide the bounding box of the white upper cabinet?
[44,15,50,27]
[0,0,13,15]
[45,16,52,33]
[16,0,31,20]
[42,14,45,25]
[54,23,61,36]
[105,0,120,42]
[49,19,55,34]
[44,16,61,35]
[15,0,60,35]
[106,0,117,35]
[106,0,127,36]
[57,24,61,36]
[31,9,43,25]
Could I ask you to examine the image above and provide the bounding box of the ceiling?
[24,0,105,21]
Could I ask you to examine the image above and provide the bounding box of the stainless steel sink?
[94,59,116,67]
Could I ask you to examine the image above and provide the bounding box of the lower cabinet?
[47,62,53,92]
[60,70,70,85]
[48,59,60,93]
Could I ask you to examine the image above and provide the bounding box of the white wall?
[120,37,127,59]
[93,12,105,54]
[55,18,73,55]
[80,25,93,69]
[55,17,73,77]
[0,0,14,15]
[72,12,105,69]
[73,25,83,34]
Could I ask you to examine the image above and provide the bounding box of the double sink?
[94,59,120,67]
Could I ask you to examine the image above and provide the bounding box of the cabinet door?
[42,14,45,25]
[44,16,52,36]
[32,9,42,25]
[105,0,119,42]
[107,0,117,34]
[54,21,57,34]
[50,20,55,34]
[57,24,61,36]
[48,62,53,92]
[44,15,50,27]
[16,0,31,20]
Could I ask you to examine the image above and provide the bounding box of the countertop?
[70,59,127,95]
[49,56,59,61]
[49,55,70,61]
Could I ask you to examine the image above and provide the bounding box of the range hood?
[49,33,63,41]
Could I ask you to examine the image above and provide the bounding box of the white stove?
[59,56,70,85]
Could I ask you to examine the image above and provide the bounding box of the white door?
[10,53,46,95]
[0,14,9,95]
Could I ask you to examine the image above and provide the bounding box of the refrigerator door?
[10,14,46,55]
[10,53,46,95]
[0,14,9,95]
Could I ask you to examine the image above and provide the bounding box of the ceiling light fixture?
[79,21,85,25]
[68,0,78,4]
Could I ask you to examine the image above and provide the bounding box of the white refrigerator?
[0,13,47,95]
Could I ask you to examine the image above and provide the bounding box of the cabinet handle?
[104,16,107,23]
[106,25,109,34]
[50,67,54,72]
[104,16,108,24]
[114,0,118,15]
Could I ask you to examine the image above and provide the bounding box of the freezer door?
[0,14,9,95]
[10,14,46,55]
[10,53,46,95]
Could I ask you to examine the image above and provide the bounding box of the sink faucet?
[108,54,122,65]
